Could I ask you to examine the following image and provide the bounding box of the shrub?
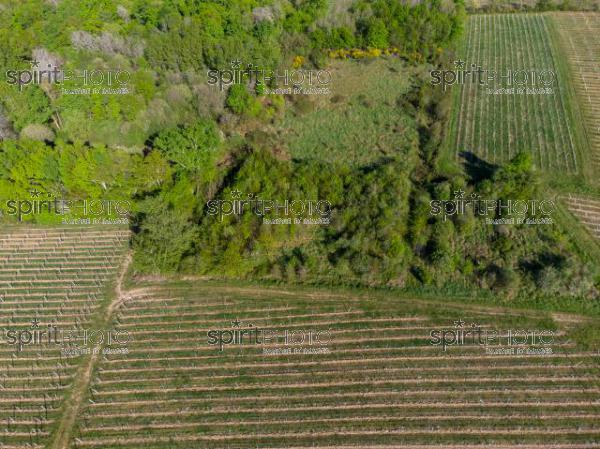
[226,84,254,115]
[366,18,389,48]
[152,120,221,177]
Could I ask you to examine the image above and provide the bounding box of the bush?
[152,120,222,187]
[366,18,389,48]
[226,84,254,115]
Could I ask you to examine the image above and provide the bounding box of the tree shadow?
[459,151,498,183]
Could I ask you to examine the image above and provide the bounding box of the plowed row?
[449,14,584,173]
[561,194,600,239]
[2,228,599,449]
[0,226,129,449]
[72,280,600,449]
[551,12,600,168]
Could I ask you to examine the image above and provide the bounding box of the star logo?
[454,59,466,69]
[231,319,241,328]
[29,188,41,198]
[231,189,242,199]
[453,319,465,328]
[231,59,242,69]
[470,322,479,328]
[30,59,40,68]
[30,318,40,329]
[453,189,465,199]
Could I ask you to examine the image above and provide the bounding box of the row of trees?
[1,102,596,299]
[311,0,466,62]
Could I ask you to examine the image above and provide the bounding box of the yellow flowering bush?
[292,55,305,68]
[328,47,401,60]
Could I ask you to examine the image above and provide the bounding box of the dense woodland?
[0,0,598,304]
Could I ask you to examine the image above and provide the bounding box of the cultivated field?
[465,0,600,11]
[561,194,600,239]
[0,227,599,448]
[0,226,129,449]
[551,12,600,169]
[448,14,587,174]
[70,279,600,449]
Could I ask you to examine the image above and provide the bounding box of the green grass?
[279,58,419,166]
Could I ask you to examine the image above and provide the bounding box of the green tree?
[366,18,389,48]
[153,120,221,173]
[133,196,196,273]
[3,86,52,131]
[226,84,254,115]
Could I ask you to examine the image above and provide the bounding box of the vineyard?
[2,0,600,447]
[464,0,600,11]
[0,227,598,448]
[448,14,586,174]
[69,279,600,449]
[0,226,129,449]
[562,194,600,240]
[551,12,600,170]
